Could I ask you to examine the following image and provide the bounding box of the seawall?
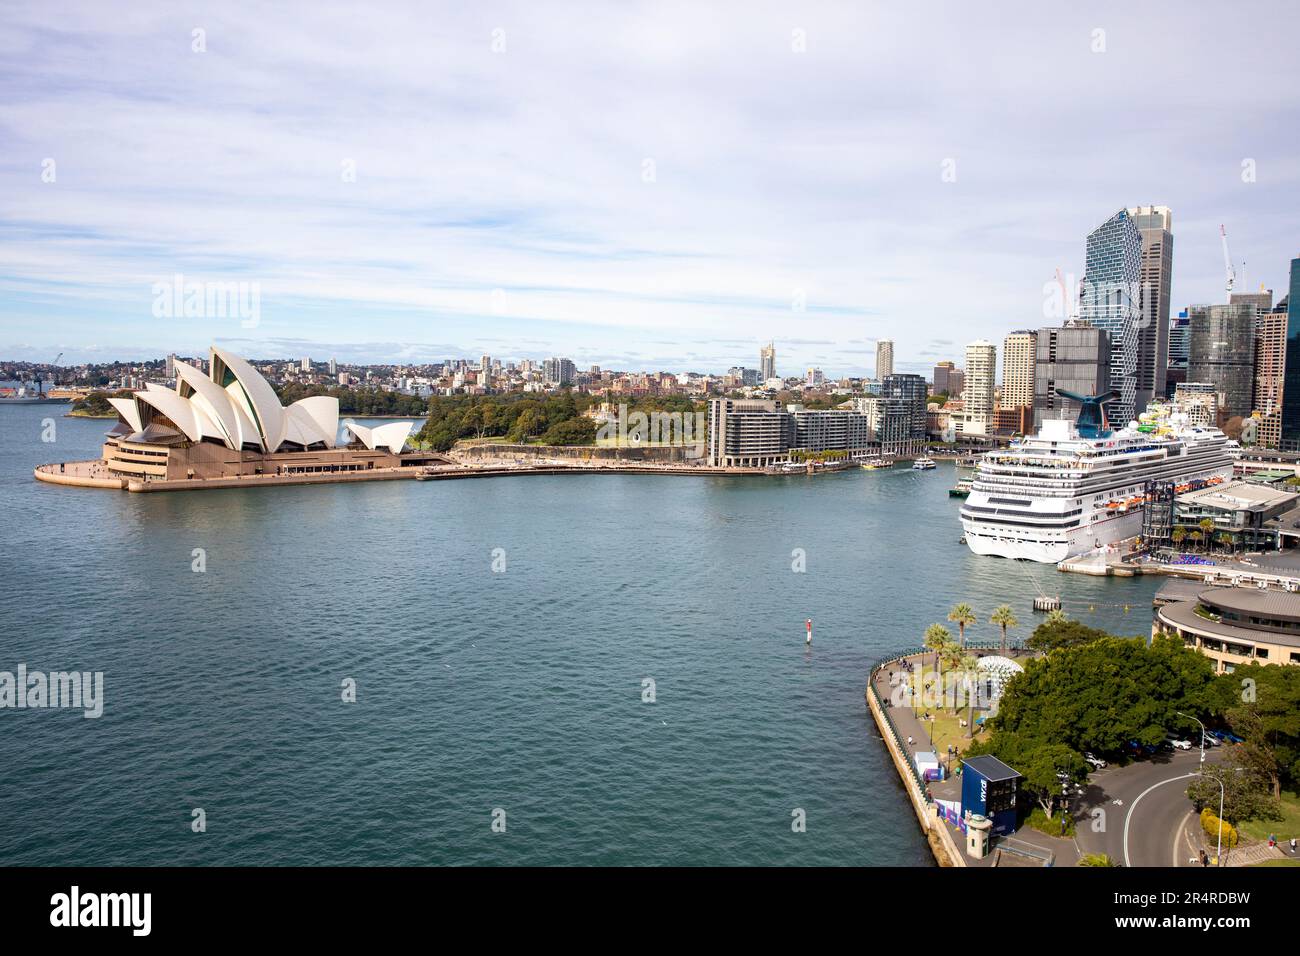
[865,654,965,868]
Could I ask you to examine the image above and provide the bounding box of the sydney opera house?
[95,345,435,482]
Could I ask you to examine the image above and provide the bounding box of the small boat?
[912,457,937,470]
[949,476,973,498]
[860,457,892,471]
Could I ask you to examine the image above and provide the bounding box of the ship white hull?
[962,510,1145,563]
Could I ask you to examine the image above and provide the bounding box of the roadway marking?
[1123,773,1197,868]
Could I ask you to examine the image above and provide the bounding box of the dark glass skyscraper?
[1079,209,1143,424]
[1281,259,1300,450]
[1187,304,1255,421]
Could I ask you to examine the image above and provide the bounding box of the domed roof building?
[90,346,429,487]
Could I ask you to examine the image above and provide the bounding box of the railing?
[866,642,1009,803]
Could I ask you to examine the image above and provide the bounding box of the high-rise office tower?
[166,353,177,378]
[760,341,776,382]
[1187,303,1256,421]
[932,361,958,396]
[876,340,894,380]
[963,340,996,435]
[1001,331,1037,410]
[1079,209,1143,425]
[1166,310,1190,395]
[301,357,311,372]
[328,357,337,376]
[1280,257,1300,450]
[1032,325,1111,430]
[1254,295,1285,449]
[1127,206,1173,412]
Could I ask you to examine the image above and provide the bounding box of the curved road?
[1075,749,1213,867]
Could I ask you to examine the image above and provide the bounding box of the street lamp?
[1176,711,1208,764]
[1192,768,1247,867]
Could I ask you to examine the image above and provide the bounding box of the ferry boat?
[860,457,892,470]
[959,391,1234,563]
[949,476,973,498]
[911,457,937,470]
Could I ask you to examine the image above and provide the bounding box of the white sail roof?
[114,347,346,453]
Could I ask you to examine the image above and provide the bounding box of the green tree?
[948,603,976,648]
[990,635,1219,756]
[539,417,597,446]
[1186,750,1281,824]
[1026,617,1113,654]
[966,730,1088,818]
[990,604,1019,654]
[1172,527,1187,550]
[1221,663,1300,800]
[923,623,954,695]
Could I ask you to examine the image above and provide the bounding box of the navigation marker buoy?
[806,619,813,646]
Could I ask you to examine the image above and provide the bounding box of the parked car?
[1202,733,1222,747]
[1165,736,1192,750]
[1084,752,1107,769]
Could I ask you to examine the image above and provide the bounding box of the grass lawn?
[1238,790,1300,845]
[903,657,988,756]
[1253,858,1300,867]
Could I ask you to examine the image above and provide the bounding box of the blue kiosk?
[961,755,1021,836]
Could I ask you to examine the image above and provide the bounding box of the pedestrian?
[907,736,914,747]
[1290,837,1296,854]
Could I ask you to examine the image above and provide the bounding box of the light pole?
[1176,711,1208,765]
[1192,768,1247,867]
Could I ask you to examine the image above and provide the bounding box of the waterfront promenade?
[34,455,771,492]
[867,646,1074,867]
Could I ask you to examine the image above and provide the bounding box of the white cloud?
[1,1,1297,373]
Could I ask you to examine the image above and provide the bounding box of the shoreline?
[34,457,773,492]
[865,652,964,868]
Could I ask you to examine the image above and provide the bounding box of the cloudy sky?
[1,1,1297,375]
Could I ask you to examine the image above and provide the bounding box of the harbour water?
[0,405,1161,865]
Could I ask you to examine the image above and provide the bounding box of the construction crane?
[1055,267,1080,324]
[1220,224,1236,302]
[34,352,63,396]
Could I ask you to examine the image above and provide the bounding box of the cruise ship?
[959,391,1234,563]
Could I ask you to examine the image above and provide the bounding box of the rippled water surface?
[0,405,1160,865]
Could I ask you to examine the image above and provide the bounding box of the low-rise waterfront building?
[1173,480,1300,552]
[1153,586,1300,672]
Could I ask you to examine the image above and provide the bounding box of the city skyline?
[2,3,1297,374]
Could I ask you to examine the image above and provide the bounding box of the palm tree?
[923,623,954,700]
[1190,530,1203,551]
[990,604,1019,654]
[957,652,980,737]
[1171,527,1187,551]
[1199,518,1215,552]
[1044,608,1066,627]
[1216,531,1234,555]
[948,603,976,648]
